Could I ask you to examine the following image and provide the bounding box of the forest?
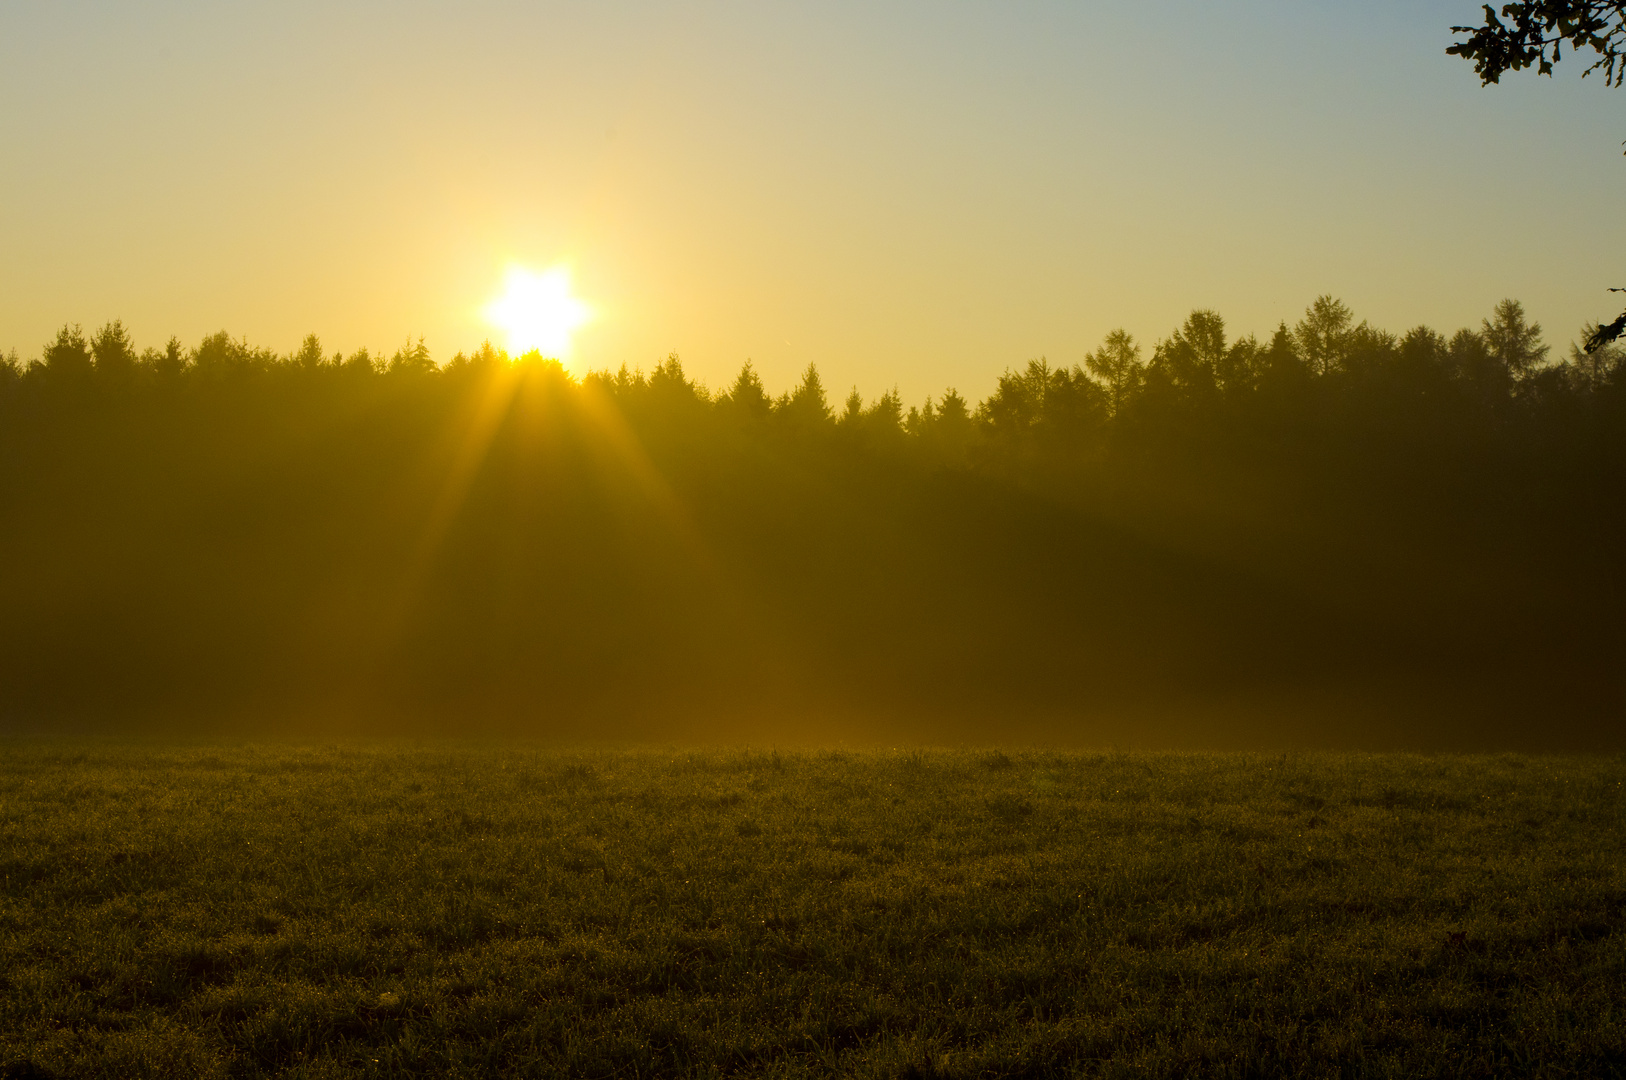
[1,297,1622,748]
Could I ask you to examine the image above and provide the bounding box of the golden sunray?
[359,357,526,684]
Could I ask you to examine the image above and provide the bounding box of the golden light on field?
[484,266,592,359]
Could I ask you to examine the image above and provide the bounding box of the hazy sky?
[3,1,1623,404]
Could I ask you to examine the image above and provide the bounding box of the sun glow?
[484,266,592,358]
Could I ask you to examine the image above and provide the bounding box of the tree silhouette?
[389,337,435,375]
[2,296,1621,746]
[779,363,833,426]
[720,361,773,422]
[90,321,136,378]
[294,334,326,371]
[1569,323,1626,385]
[1293,296,1357,377]
[1450,2,1626,86]
[839,387,865,426]
[1482,298,1550,381]
[153,336,187,378]
[1084,330,1144,416]
[1155,310,1226,397]
[1448,8,1626,340]
[42,324,92,379]
[1256,323,1307,392]
[907,388,975,462]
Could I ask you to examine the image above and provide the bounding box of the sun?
[484,266,592,358]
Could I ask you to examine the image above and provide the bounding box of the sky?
[2,1,1624,405]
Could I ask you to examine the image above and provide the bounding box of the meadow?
[0,744,1622,1078]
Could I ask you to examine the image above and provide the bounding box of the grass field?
[0,744,1623,1078]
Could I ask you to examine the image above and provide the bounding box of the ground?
[0,743,1622,1078]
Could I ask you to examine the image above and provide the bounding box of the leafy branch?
[1449,2,1626,86]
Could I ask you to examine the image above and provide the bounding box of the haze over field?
[4,297,1623,747]
[4,1,1626,403]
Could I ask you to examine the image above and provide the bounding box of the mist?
[2,296,1620,750]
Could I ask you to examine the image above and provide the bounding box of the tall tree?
[1151,311,1226,398]
[839,387,865,426]
[388,337,435,375]
[1481,298,1550,379]
[779,364,833,427]
[1293,296,1357,377]
[980,359,1072,437]
[719,361,773,422]
[1084,329,1144,416]
[858,388,905,437]
[1567,325,1626,387]
[293,334,326,371]
[1256,322,1307,390]
[42,324,92,379]
[152,337,187,378]
[907,388,976,464]
[90,320,136,377]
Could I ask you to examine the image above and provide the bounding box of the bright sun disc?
[484,266,592,358]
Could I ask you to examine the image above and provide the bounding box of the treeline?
[2,297,1622,747]
[7,296,1622,465]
